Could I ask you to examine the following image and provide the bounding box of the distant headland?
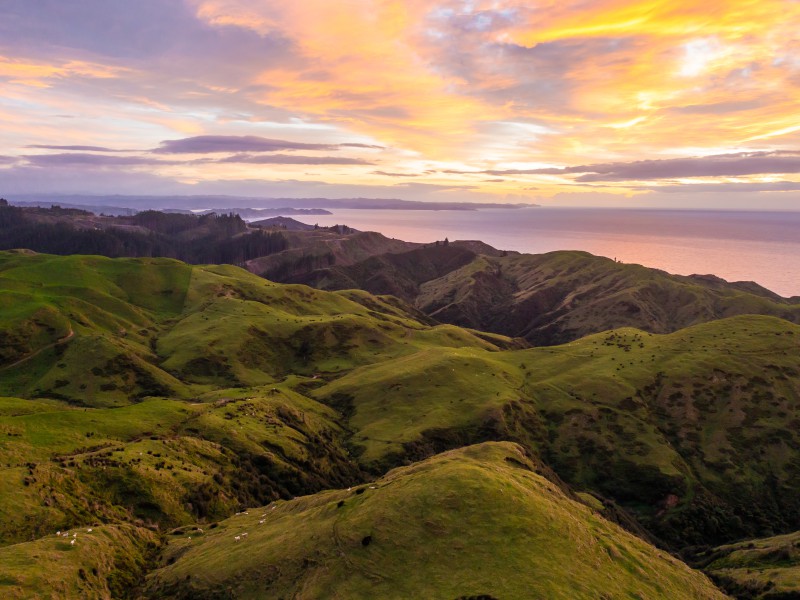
[8,194,539,213]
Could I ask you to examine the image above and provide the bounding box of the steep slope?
[246,229,419,281]
[703,530,800,598]
[143,443,726,600]
[0,251,518,547]
[463,251,800,344]
[315,315,800,547]
[0,388,359,547]
[0,251,511,404]
[0,524,157,600]
[2,250,799,598]
[293,248,800,345]
[286,244,482,302]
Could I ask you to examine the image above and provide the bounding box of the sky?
[2,0,800,208]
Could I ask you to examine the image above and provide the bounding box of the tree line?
[0,205,288,265]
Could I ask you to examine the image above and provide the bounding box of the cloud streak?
[1,1,800,206]
[478,152,800,181]
[640,181,800,193]
[22,153,176,167]
[372,170,420,177]
[153,135,337,154]
[27,144,124,152]
[217,153,374,165]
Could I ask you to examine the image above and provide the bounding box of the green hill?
[316,313,800,547]
[292,247,800,345]
[0,250,512,404]
[246,228,418,282]
[702,529,800,598]
[2,252,799,552]
[0,524,157,599]
[143,443,726,600]
[3,250,800,597]
[0,251,516,547]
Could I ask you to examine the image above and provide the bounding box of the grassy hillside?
[246,229,418,282]
[315,314,800,546]
[0,388,364,546]
[144,442,726,600]
[286,244,483,302]
[293,247,800,345]
[2,252,798,552]
[0,251,517,548]
[0,251,510,403]
[3,250,799,597]
[0,524,158,599]
[702,530,800,599]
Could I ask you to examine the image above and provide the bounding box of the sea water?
[290,207,800,298]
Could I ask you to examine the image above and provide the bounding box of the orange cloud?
[193,0,499,159]
[3,1,800,199]
[0,56,127,88]
[186,0,800,178]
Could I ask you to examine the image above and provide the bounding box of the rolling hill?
[0,250,517,547]
[2,250,799,597]
[702,529,800,598]
[143,443,725,600]
[312,313,800,547]
[290,246,800,344]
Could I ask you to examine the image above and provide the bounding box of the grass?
[144,442,726,600]
[0,387,359,545]
[298,246,800,345]
[704,530,800,598]
[0,523,158,599]
[2,250,799,597]
[314,313,800,546]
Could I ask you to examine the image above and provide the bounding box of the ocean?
[288,207,800,298]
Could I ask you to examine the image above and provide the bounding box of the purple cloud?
[26,145,124,152]
[0,156,19,165]
[640,181,800,193]
[218,154,374,165]
[340,143,385,149]
[478,151,800,181]
[372,171,420,177]
[22,153,175,167]
[572,152,800,182]
[153,135,336,154]
[667,100,766,115]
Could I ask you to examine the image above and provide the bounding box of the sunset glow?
[2,0,800,206]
